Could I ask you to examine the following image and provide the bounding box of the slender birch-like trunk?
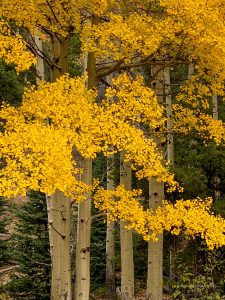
[164,68,176,280]
[147,67,164,300]
[75,47,96,300]
[46,34,72,300]
[188,63,194,80]
[213,94,218,120]
[212,94,220,199]
[165,68,174,166]
[46,192,71,300]
[34,30,45,82]
[120,152,134,300]
[147,180,164,300]
[106,71,116,300]
[75,158,92,300]
[51,35,69,82]
[106,152,116,300]
[35,30,72,300]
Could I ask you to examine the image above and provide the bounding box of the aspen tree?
[212,94,219,120]
[75,16,98,299]
[164,68,176,280]
[120,152,134,300]
[213,94,219,121]
[34,30,59,299]
[188,63,194,80]
[106,73,117,300]
[36,6,72,300]
[36,25,72,300]
[212,94,221,199]
[165,68,174,166]
[106,152,116,300]
[147,67,165,300]
[47,32,72,300]
[34,30,45,82]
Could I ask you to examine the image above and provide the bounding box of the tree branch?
[45,0,61,26]
[96,59,124,79]
[90,213,106,222]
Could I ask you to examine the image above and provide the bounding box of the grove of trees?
[1,1,225,300]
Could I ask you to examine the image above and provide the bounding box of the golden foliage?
[0,20,36,72]
[1,0,225,246]
[0,74,176,198]
[94,187,225,249]
[173,104,225,144]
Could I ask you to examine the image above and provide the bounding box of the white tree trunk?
[212,94,220,199]
[165,68,174,166]
[106,219,116,299]
[46,193,72,300]
[75,159,92,300]
[147,180,164,300]
[120,152,134,300]
[147,67,164,300]
[106,149,116,300]
[34,30,45,82]
[36,30,72,300]
[106,210,116,297]
[188,63,194,79]
[213,94,218,120]
[75,47,96,300]
[48,34,71,300]
[164,68,176,280]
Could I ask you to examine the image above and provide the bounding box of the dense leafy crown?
[0,74,175,198]
[1,0,225,247]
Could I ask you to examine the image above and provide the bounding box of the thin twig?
[45,0,61,26]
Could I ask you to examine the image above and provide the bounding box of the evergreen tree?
[0,60,24,106]
[91,154,107,292]
[6,191,50,300]
[0,197,9,266]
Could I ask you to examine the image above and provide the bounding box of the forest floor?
[0,285,173,300]
[91,291,172,300]
[134,292,172,300]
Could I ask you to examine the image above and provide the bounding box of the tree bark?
[146,67,164,300]
[165,68,174,166]
[46,193,72,300]
[75,42,97,300]
[47,33,71,300]
[35,30,71,300]
[147,180,164,300]
[213,94,218,121]
[120,152,134,300]
[212,94,220,199]
[34,30,45,82]
[106,152,116,300]
[104,71,117,300]
[188,63,194,79]
[51,35,68,82]
[75,158,92,300]
[164,68,176,280]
